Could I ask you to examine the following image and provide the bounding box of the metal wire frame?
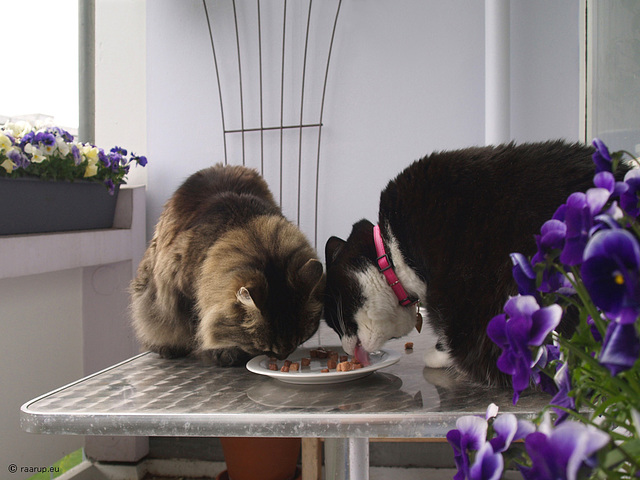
[202,0,342,248]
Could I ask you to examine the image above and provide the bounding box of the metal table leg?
[323,437,369,480]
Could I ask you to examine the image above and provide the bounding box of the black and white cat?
[324,141,614,386]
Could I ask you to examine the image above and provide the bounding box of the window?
[1,1,79,132]
[584,0,640,154]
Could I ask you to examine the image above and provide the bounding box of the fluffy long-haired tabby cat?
[325,140,624,386]
[131,164,324,366]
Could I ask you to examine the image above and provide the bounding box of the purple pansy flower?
[592,171,628,223]
[98,150,111,168]
[593,170,616,192]
[47,126,74,142]
[110,146,127,156]
[71,145,81,165]
[447,405,540,480]
[489,413,517,453]
[620,169,640,219]
[511,253,537,296]
[19,131,34,148]
[560,189,611,266]
[133,153,148,167]
[108,151,124,171]
[533,219,567,264]
[599,321,640,376]
[34,131,55,146]
[537,344,562,396]
[488,404,535,453]
[581,229,640,318]
[592,138,613,173]
[520,420,609,480]
[105,179,116,195]
[469,442,503,480]
[447,415,488,480]
[549,363,575,424]
[487,296,562,403]
[531,219,575,293]
[7,149,29,169]
[586,315,603,343]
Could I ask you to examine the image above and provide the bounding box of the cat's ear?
[299,258,324,289]
[236,287,255,308]
[236,275,267,310]
[325,236,346,266]
[237,275,267,310]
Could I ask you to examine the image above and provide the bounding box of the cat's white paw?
[423,343,453,369]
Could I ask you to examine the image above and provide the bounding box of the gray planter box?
[0,177,119,235]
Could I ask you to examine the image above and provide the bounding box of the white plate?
[246,347,400,385]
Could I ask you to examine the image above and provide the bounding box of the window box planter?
[0,177,119,235]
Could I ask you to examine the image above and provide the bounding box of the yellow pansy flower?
[84,164,98,178]
[1,158,15,173]
[81,145,99,162]
[0,132,11,152]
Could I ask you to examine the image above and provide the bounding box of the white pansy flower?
[56,137,70,156]
[5,121,32,139]
[24,144,46,163]
[41,141,56,155]
[31,152,47,163]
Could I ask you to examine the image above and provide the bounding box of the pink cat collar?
[373,224,419,307]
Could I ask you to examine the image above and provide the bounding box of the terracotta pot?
[216,466,301,480]
[218,437,301,480]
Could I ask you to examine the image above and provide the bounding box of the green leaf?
[602,439,640,470]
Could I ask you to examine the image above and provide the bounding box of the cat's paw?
[151,345,191,359]
[423,341,453,369]
[201,347,252,367]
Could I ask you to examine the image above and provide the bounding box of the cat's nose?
[267,350,289,360]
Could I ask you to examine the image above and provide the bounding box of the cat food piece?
[289,362,299,371]
[268,363,278,371]
[284,360,292,367]
[405,342,414,350]
[327,359,337,369]
[300,357,311,367]
[329,351,339,362]
[337,361,352,372]
[310,347,329,358]
[320,368,330,373]
[280,365,290,372]
[340,355,348,362]
[351,363,363,370]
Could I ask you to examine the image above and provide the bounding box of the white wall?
[146,0,582,254]
[95,0,147,188]
[0,270,84,480]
